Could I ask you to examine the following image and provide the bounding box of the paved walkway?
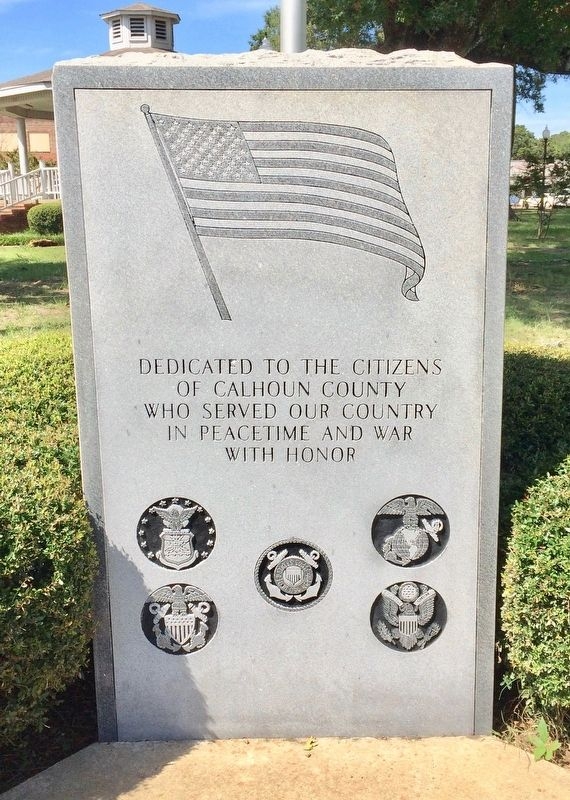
[3,737,570,800]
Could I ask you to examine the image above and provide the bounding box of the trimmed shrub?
[0,331,96,745]
[27,201,64,236]
[501,456,570,727]
[500,346,570,539]
[0,231,65,246]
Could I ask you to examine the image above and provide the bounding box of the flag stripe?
[182,175,408,215]
[192,208,424,258]
[239,120,392,153]
[183,188,418,235]
[196,217,422,267]
[195,226,423,272]
[248,139,397,172]
[262,176,409,213]
[254,158,401,191]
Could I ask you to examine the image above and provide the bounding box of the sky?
[0,0,568,135]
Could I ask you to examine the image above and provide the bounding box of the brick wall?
[0,116,57,162]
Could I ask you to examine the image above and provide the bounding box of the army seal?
[255,539,332,610]
[370,581,446,651]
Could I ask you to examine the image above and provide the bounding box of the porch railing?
[0,166,60,209]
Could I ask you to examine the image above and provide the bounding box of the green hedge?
[0,231,65,247]
[27,201,64,236]
[500,345,570,732]
[501,455,570,726]
[0,331,96,745]
[500,346,570,539]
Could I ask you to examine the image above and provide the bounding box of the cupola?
[101,3,180,52]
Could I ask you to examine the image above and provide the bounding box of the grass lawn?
[0,245,69,336]
[0,212,568,346]
[505,208,570,348]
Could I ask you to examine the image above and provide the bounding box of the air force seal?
[255,539,332,610]
[137,497,216,570]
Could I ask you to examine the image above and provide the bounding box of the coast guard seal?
[255,539,332,610]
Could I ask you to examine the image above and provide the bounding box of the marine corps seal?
[137,496,216,570]
[141,583,218,654]
[370,581,446,651]
[372,494,449,566]
[255,539,332,610]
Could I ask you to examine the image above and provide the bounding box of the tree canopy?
[512,125,543,160]
[512,125,570,160]
[250,1,570,109]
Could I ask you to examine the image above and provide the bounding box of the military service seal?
[141,583,218,654]
[255,539,332,610]
[370,581,446,651]
[371,494,449,566]
[137,497,216,570]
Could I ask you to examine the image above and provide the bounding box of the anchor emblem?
[255,539,332,610]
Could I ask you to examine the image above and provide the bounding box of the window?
[111,18,121,40]
[29,133,51,153]
[155,18,167,40]
[129,17,146,38]
[0,132,17,151]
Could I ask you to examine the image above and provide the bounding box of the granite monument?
[53,48,512,740]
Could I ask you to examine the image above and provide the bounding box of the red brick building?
[0,111,57,163]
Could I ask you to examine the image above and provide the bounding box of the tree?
[511,156,570,238]
[549,131,570,159]
[511,125,541,160]
[250,1,570,109]
[0,150,39,173]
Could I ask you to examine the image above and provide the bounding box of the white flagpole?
[280,0,307,53]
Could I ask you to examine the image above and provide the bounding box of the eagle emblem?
[255,539,332,610]
[372,582,443,651]
[137,497,216,570]
[150,501,198,569]
[142,583,218,654]
[372,495,448,566]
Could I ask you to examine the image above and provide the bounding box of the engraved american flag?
[142,106,425,319]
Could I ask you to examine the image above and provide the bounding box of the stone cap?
[53,47,509,70]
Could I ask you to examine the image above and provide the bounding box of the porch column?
[15,116,29,175]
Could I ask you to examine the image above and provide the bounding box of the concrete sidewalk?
[3,737,570,800]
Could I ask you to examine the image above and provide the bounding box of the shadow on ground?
[0,279,68,305]
[0,253,67,306]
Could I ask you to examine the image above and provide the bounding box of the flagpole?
[141,105,231,321]
[280,0,307,53]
